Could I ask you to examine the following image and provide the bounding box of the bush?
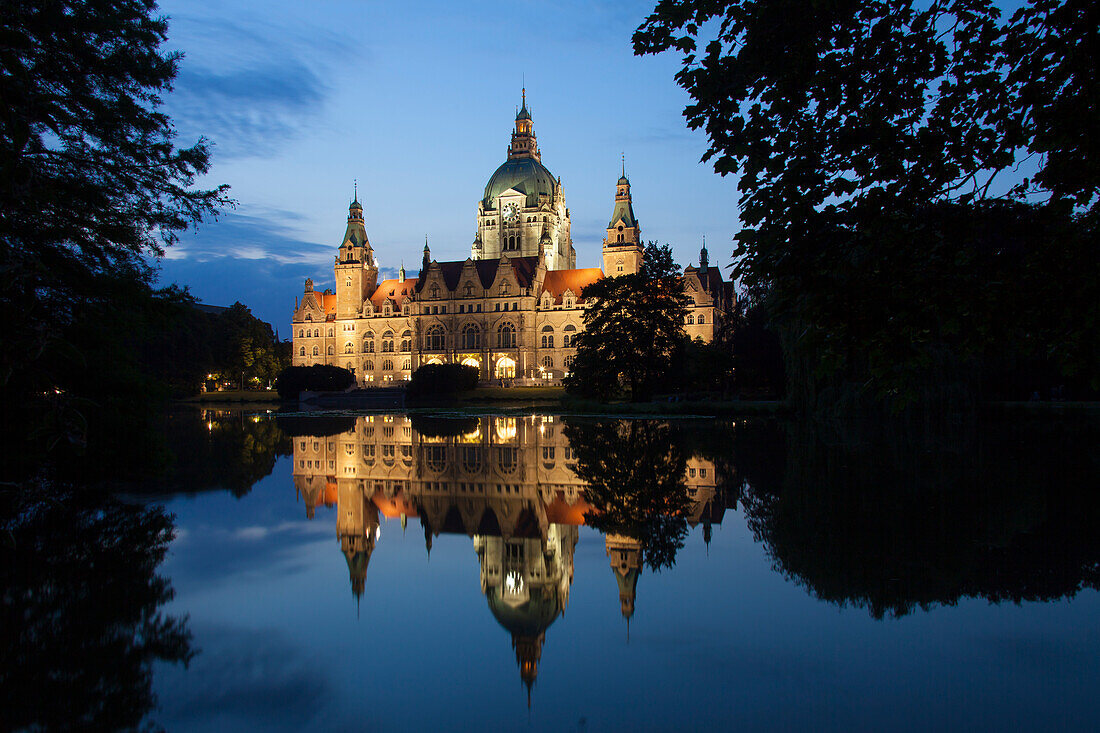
[406,364,478,400]
[274,365,355,400]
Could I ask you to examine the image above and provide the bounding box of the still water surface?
[6,409,1099,731]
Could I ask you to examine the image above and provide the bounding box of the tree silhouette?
[565,243,689,402]
[563,418,692,570]
[0,484,193,730]
[634,0,1100,409]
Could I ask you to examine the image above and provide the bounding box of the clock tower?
[473,91,575,269]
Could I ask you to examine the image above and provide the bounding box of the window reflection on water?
[290,414,726,694]
[10,408,1098,729]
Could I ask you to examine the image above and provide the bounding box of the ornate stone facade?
[291,94,735,385]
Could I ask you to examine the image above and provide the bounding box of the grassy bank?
[182,390,283,404]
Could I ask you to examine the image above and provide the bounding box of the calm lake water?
[4,408,1099,731]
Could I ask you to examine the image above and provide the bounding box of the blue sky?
[154,0,741,329]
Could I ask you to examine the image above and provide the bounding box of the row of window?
[298,328,333,338]
[686,314,706,325]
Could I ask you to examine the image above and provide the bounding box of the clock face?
[503,203,520,223]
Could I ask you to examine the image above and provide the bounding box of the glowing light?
[505,570,525,594]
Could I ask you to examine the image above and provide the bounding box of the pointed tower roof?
[516,87,532,122]
[608,169,638,229]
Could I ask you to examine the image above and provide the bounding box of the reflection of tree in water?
[741,419,1100,619]
[562,419,692,571]
[0,484,192,730]
[135,409,291,497]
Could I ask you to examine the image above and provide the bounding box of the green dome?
[484,158,557,210]
[486,585,561,636]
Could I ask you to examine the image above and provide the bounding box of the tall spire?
[510,88,538,160]
[353,178,358,204]
[700,235,709,273]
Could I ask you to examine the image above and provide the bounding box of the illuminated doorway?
[495,356,516,379]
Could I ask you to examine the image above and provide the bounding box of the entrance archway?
[495,356,516,379]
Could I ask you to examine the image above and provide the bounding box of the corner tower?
[474,91,574,270]
[335,189,378,318]
[602,165,643,276]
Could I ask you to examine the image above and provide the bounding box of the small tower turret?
[335,183,378,319]
[700,235,709,275]
[508,88,540,161]
[602,158,643,276]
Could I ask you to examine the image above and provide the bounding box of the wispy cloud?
[168,61,326,159]
[163,207,328,265]
[161,12,353,159]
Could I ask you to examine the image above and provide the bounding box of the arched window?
[540,325,554,349]
[617,234,624,242]
[382,359,394,371]
[563,324,577,347]
[299,347,306,356]
[565,355,575,370]
[687,314,695,325]
[542,356,553,369]
[497,322,516,348]
[400,329,411,352]
[344,343,353,354]
[312,346,319,356]
[328,328,334,337]
[363,337,374,352]
[402,358,411,371]
[464,283,474,297]
[306,314,312,321]
[462,447,481,474]
[426,325,445,351]
[364,359,374,371]
[463,324,480,349]
[345,276,352,288]
[327,345,334,355]
[431,285,440,299]
[382,330,394,352]
[501,282,510,295]
[698,314,705,324]
[297,329,304,338]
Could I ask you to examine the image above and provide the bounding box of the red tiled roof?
[369,279,417,309]
[541,268,603,303]
[321,292,337,315]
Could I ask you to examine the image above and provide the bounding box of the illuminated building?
[291,92,734,384]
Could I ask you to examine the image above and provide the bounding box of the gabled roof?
[541,268,603,303]
[369,279,417,310]
[418,256,541,292]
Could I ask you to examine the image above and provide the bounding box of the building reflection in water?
[289,414,728,696]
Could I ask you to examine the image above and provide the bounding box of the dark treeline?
[737,417,1100,618]
[635,0,1099,413]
